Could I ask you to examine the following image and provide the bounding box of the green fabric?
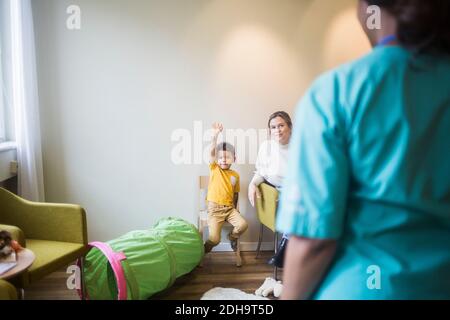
[0,280,17,300]
[255,183,279,232]
[0,187,88,288]
[121,259,140,300]
[83,217,204,300]
[26,239,86,283]
[0,187,87,244]
[277,46,450,299]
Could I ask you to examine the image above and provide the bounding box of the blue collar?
[377,34,397,47]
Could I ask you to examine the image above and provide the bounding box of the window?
[0,37,5,143]
[0,13,14,144]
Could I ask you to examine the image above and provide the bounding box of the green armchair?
[0,280,17,300]
[0,187,88,289]
[255,183,280,279]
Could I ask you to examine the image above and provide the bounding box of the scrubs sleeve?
[276,74,350,240]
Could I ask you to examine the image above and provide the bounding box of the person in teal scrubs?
[276,0,450,300]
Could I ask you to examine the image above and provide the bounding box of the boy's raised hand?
[210,122,223,163]
[212,122,223,136]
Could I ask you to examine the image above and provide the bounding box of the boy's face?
[217,150,235,170]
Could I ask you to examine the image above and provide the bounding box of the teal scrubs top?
[276,45,450,300]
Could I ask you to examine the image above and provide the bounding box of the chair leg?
[255,224,264,259]
[274,232,279,254]
[198,221,206,267]
[235,238,242,267]
[18,288,25,300]
[273,232,279,280]
[79,257,87,300]
[198,218,204,241]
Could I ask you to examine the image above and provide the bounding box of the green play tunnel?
[80,217,204,300]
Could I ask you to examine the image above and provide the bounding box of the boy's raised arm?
[210,122,223,164]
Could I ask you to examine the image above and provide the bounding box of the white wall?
[32,0,370,245]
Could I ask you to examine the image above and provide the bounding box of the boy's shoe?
[204,241,214,254]
[228,233,238,252]
[228,233,242,267]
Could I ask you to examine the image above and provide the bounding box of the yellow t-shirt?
[206,162,240,206]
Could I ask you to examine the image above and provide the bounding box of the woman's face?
[270,116,291,145]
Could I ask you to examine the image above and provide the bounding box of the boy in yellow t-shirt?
[204,123,248,257]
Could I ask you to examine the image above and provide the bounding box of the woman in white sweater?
[248,111,292,267]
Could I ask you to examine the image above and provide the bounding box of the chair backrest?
[255,183,279,232]
[0,187,27,224]
[199,176,209,212]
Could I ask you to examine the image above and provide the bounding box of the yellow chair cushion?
[26,239,86,283]
[255,183,279,232]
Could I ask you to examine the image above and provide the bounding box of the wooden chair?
[198,176,242,267]
[255,183,281,279]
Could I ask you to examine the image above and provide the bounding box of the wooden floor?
[24,251,279,300]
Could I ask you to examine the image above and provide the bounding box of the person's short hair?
[366,0,450,55]
[216,142,236,157]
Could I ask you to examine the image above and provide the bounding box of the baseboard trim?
[212,241,275,252]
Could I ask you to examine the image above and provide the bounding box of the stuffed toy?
[0,231,13,258]
[0,230,24,259]
[273,280,283,298]
[255,277,283,298]
[11,240,24,252]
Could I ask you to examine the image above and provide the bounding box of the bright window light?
[11,0,24,147]
[0,30,6,142]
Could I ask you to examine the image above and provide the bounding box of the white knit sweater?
[250,140,289,189]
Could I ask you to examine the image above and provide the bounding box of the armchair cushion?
[0,280,17,300]
[26,239,87,283]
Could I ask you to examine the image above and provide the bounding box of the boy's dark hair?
[216,142,236,157]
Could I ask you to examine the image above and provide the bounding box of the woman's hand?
[248,183,262,207]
